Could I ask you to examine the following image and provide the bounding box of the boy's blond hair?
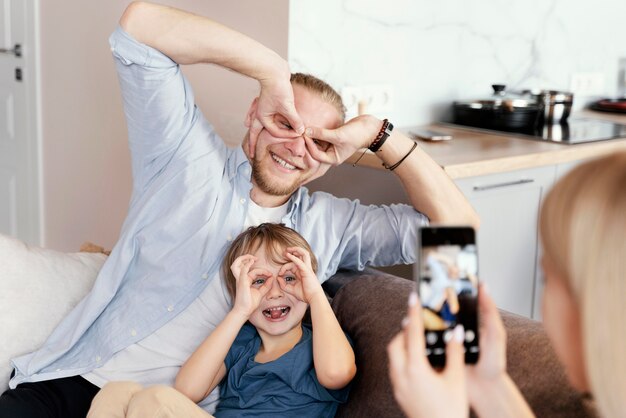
[222,223,318,300]
[540,151,626,418]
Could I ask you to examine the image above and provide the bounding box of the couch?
[0,234,588,417]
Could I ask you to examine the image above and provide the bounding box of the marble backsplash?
[289,0,626,126]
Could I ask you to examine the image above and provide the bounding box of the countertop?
[347,110,626,179]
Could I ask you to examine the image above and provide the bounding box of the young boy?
[175,222,356,417]
[87,223,355,417]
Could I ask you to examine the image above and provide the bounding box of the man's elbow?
[120,1,158,38]
[318,363,357,390]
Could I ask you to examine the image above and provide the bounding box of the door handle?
[0,44,21,57]
[473,178,534,191]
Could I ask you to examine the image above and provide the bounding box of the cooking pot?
[521,89,573,124]
[453,85,542,132]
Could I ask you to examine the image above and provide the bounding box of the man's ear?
[244,97,259,128]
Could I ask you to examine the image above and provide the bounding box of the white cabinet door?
[455,166,556,318]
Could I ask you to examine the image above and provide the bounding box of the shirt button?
[95,356,101,363]
[167,305,174,312]
[56,368,62,372]
[201,273,209,280]
[130,329,137,337]
[110,47,115,52]
[240,198,246,204]
[227,235,233,241]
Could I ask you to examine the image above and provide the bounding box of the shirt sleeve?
[108,27,202,189]
[297,190,429,279]
[224,324,258,370]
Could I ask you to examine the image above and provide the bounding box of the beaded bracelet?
[352,119,395,167]
[369,119,394,152]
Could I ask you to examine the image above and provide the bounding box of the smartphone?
[409,129,453,141]
[416,226,479,367]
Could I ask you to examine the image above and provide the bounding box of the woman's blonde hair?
[540,151,626,417]
[222,223,318,300]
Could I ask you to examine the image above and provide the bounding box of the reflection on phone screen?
[419,243,479,366]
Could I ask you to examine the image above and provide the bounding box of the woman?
[388,151,626,418]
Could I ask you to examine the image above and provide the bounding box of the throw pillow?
[0,234,106,392]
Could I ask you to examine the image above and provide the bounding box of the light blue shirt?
[9,27,427,388]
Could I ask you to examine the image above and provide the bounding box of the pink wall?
[39,1,289,251]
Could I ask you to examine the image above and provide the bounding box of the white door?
[0,0,40,244]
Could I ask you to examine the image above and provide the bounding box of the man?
[0,2,478,417]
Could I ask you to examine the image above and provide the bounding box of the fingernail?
[305,128,313,136]
[454,325,465,343]
[401,316,409,328]
[408,291,418,307]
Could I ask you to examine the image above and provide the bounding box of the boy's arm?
[176,255,273,403]
[174,310,248,403]
[308,292,357,390]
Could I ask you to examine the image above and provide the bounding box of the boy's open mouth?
[263,306,290,320]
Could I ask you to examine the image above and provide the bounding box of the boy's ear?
[244,97,259,128]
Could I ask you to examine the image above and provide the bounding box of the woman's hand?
[277,247,324,303]
[466,285,508,405]
[303,115,382,166]
[387,292,469,418]
[230,254,274,318]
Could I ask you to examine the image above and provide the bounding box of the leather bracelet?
[383,141,418,171]
[368,119,394,152]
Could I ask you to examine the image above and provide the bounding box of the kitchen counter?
[347,110,626,179]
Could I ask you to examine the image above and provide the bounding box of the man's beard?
[251,154,303,197]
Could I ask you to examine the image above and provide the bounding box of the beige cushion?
[0,234,105,391]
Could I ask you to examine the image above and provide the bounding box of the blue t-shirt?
[215,324,351,417]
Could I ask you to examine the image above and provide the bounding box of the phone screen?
[417,227,479,367]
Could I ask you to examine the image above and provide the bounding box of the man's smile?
[270,152,300,171]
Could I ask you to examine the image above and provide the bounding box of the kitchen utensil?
[453,84,542,131]
[590,98,626,114]
[521,89,573,124]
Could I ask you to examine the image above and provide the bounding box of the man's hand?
[248,77,305,157]
[230,255,273,318]
[278,247,323,304]
[303,115,382,166]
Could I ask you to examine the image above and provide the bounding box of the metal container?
[453,85,542,131]
[522,89,573,124]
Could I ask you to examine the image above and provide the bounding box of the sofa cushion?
[327,269,588,418]
[0,234,105,392]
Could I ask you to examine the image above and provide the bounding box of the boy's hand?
[230,255,273,318]
[278,247,323,304]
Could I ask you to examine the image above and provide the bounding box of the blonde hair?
[291,73,346,122]
[540,151,626,417]
[222,223,318,300]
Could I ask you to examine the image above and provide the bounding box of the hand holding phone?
[417,226,479,367]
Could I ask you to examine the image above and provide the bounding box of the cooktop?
[446,118,626,144]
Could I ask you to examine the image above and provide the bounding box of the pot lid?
[455,84,540,110]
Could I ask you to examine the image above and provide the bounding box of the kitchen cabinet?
[455,165,557,319]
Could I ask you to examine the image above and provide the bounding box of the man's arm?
[119,1,304,142]
[305,115,480,229]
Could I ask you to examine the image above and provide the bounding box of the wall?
[289,0,626,126]
[39,0,289,251]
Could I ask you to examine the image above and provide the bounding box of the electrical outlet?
[570,72,605,96]
[618,58,626,97]
[340,84,394,118]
